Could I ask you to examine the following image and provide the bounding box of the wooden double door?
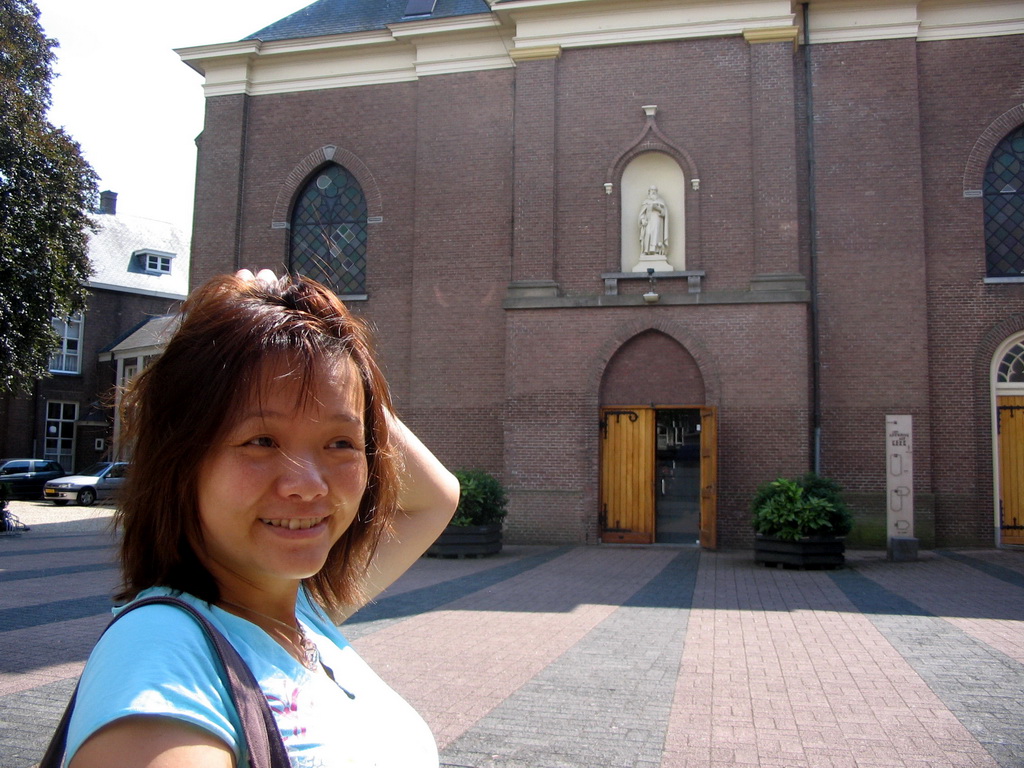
[600,406,717,549]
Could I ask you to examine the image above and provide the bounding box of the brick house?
[176,0,1024,549]
[0,192,189,473]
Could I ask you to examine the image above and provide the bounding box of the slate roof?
[246,0,493,42]
[105,314,181,355]
[86,212,190,299]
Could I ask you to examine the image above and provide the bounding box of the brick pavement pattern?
[1,501,1022,768]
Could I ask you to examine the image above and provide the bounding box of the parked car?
[44,461,129,506]
[0,459,67,500]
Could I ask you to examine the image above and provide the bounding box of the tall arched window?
[290,164,368,295]
[984,125,1024,278]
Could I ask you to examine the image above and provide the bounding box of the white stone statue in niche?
[638,186,669,257]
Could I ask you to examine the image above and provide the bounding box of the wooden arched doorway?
[994,335,1024,547]
[599,331,717,548]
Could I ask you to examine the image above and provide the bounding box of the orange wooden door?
[998,397,1024,546]
[600,408,655,543]
[699,406,718,550]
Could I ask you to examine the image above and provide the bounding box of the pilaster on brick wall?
[812,37,932,504]
[747,37,801,278]
[511,56,559,295]
[191,94,250,289]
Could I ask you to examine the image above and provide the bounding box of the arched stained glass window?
[985,125,1024,278]
[290,164,367,295]
[998,341,1024,383]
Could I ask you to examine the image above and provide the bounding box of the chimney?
[98,190,117,215]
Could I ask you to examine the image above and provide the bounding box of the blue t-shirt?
[66,587,438,768]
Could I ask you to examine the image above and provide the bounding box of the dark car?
[0,459,67,500]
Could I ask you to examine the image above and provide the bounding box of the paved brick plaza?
[2,501,1022,768]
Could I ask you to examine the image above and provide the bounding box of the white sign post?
[885,415,918,560]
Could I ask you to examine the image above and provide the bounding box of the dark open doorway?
[655,409,702,544]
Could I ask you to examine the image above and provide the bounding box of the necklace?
[219,599,320,671]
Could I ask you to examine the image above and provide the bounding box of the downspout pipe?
[802,2,823,474]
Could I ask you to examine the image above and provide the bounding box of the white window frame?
[44,400,78,471]
[146,253,172,274]
[50,313,84,374]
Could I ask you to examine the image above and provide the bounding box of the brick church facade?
[178,0,1024,549]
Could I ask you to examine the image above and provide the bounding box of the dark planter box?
[426,523,502,558]
[754,535,846,569]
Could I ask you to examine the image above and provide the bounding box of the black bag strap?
[39,595,291,768]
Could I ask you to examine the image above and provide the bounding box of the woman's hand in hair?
[340,413,460,620]
[236,268,279,288]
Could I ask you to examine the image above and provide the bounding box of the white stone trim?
[505,0,795,51]
[802,0,921,44]
[919,0,1024,41]
[388,13,503,38]
[410,28,516,77]
[177,0,1024,97]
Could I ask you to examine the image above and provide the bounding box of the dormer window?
[134,249,175,275]
[404,0,437,17]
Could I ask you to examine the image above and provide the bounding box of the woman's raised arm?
[341,414,460,619]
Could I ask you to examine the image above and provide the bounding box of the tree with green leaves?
[0,0,98,395]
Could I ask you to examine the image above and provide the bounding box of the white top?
[66,587,438,768]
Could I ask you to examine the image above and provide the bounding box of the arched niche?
[620,152,686,273]
[600,330,705,406]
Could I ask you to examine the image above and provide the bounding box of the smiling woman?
[195,355,370,609]
[61,271,460,768]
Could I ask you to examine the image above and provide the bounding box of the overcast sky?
[35,0,312,232]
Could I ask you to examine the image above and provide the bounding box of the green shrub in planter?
[751,473,852,542]
[450,469,508,527]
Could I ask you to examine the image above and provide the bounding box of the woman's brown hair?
[115,273,398,618]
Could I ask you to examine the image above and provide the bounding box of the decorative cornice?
[175,39,262,75]
[178,1,1024,97]
[510,19,795,52]
[919,0,1024,42]
[388,13,501,39]
[919,17,1024,41]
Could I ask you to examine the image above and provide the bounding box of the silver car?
[44,461,129,506]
